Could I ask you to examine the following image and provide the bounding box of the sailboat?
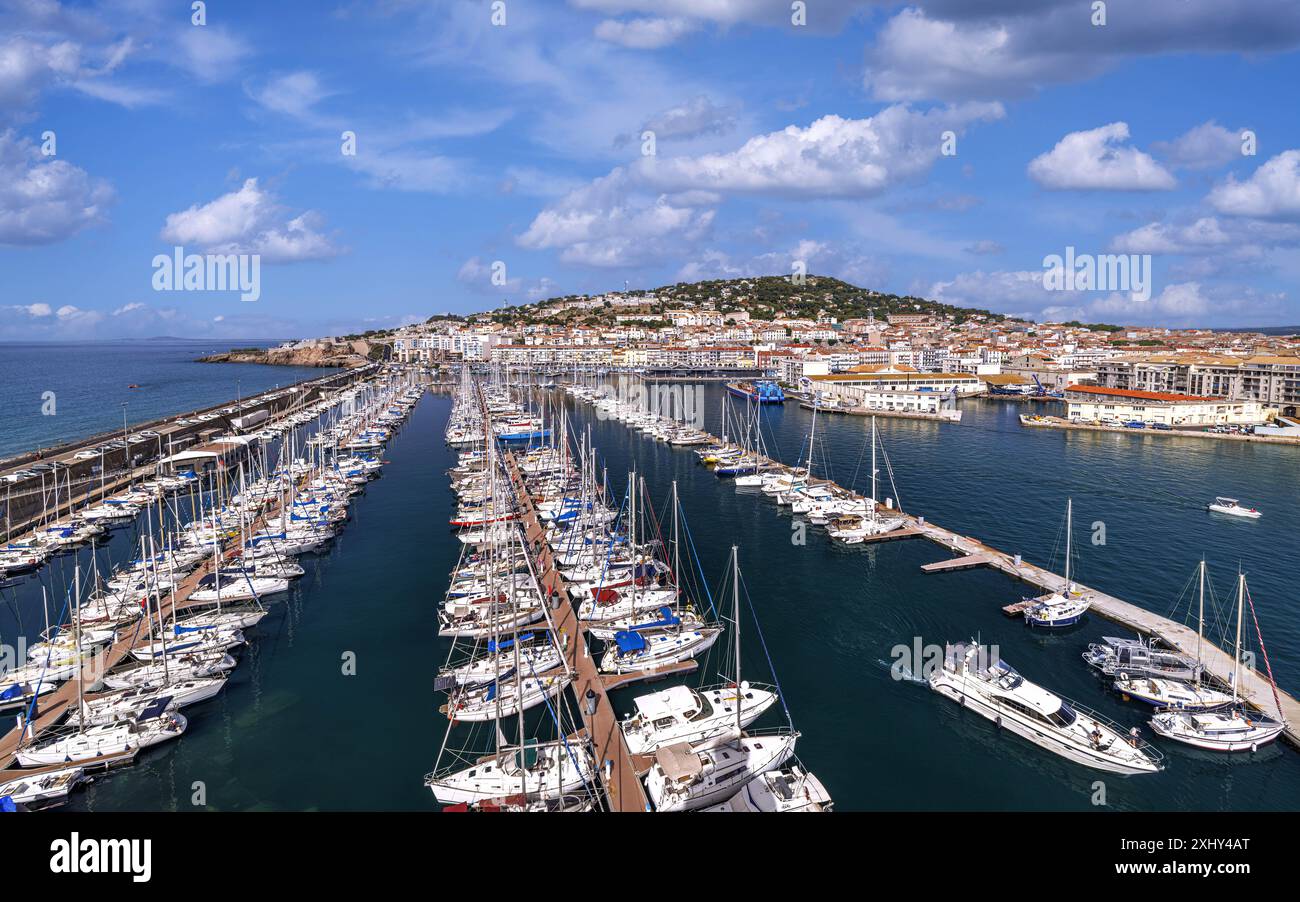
[642,547,799,811]
[1023,498,1090,628]
[827,417,906,543]
[1111,561,1235,709]
[1149,572,1287,752]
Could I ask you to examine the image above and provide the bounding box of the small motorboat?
[1207,497,1261,518]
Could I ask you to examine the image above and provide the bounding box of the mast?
[733,545,742,740]
[1195,559,1205,686]
[1064,498,1073,593]
[870,416,878,521]
[1232,571,1244,706]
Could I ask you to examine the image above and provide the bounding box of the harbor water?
[0,340,336,458]
[5,382,1300,810]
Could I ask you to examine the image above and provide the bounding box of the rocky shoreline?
[197,339,379,369]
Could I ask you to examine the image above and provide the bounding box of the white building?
[1064,385,1268,426]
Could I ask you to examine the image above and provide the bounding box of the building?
[1093,354,1300,415]
[1064,385,1268,426]
[809,368,984,396]
[812,383,956,417]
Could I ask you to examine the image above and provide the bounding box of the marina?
[556,378,1300,768]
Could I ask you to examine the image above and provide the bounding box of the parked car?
[72,449,100,460]
[1151,422,1172,431]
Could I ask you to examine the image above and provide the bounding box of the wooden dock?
[565,390,1300,749]
[502,450,650,812]
[921,553,994,573]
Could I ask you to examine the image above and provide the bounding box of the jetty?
[560,388,1300,749]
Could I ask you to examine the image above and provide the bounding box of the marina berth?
[0,369,425,800]
[423,374,819,813]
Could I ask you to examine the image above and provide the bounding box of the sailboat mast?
[1232,572,1244,705]
[733,545,741,738]
[1064,498,1073,592]
[1196,559,1205,686]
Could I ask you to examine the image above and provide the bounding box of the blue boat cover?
[0,796,17,813]
[614,631,647,654]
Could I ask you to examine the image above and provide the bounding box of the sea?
[0,340,335,459]
[4,371,1300,811]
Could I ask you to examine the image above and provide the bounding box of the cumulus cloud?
[1110,217,1233,255]
[160,178,342,262]
[1207,150,1300,219]
[1152,121,1246,170]
[863,2,1300,103]
[518,168,715,267]
[638,104,1004,198]
[0,130,113,245]
[594,17,695,49]
[1028,123,1176,191]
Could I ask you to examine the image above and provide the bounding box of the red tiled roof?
[1065,384,1225,403]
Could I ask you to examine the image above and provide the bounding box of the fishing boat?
[1149,573,1287,752]
[929,640,1162,774]
[1207,497,1261,518]
[1023,498,1090,628]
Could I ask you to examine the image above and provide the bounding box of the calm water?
[0,340,336,458]
[6,384,1300,810]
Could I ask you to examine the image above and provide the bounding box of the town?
[372,276,1300,437]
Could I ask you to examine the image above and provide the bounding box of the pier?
[500,450,650,812]
[560,389,1300,749]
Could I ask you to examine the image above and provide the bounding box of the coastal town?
[372,276,1300,438]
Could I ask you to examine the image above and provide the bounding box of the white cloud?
[863,3,1300,103]
[638,95,737,142]
[249,71,331,118]
[594,17,695,49]
[1152,121,1245,170]
[518,168,715,267]
[160,178,342,262]
[864,9,1105,102]
[1110,217,1232,255]
[0,130,113,245]
[638,104,1004,198]
[676,240,890,288]
[1208,150,1300,219]
[1028,123,1176,191]
[173,26,251,82]
[457,256,522,293]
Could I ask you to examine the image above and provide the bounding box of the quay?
[797,401,961,424]
[1020,414,1300,446]
[500,450,650,812]
[1,364,381,542]
[559,389,1300,749]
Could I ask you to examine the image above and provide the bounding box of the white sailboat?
[1149,572,1287,752]
[1023,498,1090,628]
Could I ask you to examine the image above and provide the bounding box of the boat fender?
[994,715,1001,727]
[957,694,965,706]
[1251,742,1259,753]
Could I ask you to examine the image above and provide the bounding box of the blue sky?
[4,0,1300,339]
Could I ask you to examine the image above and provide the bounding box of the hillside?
[473,275,1012,327]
